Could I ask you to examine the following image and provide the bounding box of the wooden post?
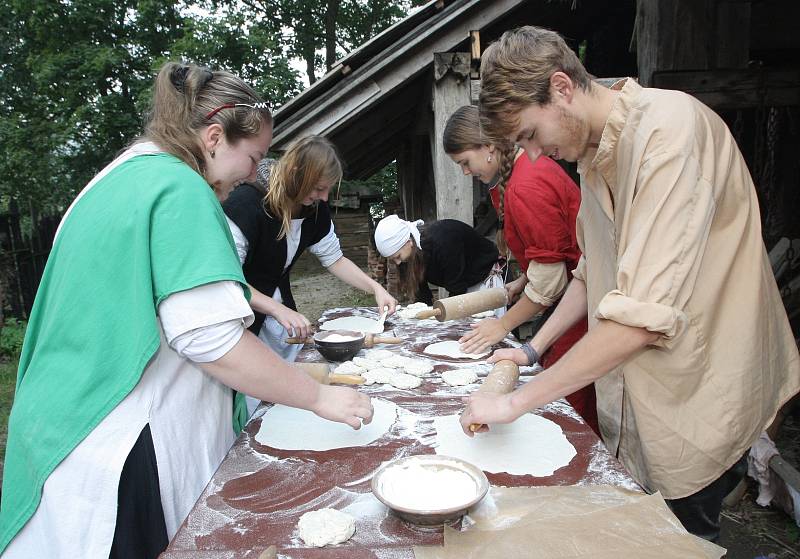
[431,52,472,225]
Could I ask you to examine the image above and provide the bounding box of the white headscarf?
[374,214,424,257]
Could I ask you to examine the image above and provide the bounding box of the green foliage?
[0,0,417,211]
[0,318,26,362]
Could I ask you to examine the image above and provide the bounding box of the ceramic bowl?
[313,330,365,362]
[370,454,489,526]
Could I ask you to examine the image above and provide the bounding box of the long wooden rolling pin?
[285,333,403,348]
[416,287,507,322]
[296,362,365,385]
[468,360,520,432]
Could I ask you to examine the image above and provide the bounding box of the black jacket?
[223,183,333,333]
[415,219,499,304]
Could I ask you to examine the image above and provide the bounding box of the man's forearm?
[511,319,658,413]
[529,278,588,354]
[500,294,545,332]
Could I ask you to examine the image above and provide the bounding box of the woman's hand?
[373,285,398,315]
[311,386,374,429]
[459,392,520,436]
[459,318,509,354]
[271,305,313,339]
[505,275,527,304]
[487,347,529,366]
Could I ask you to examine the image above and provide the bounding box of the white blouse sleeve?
[158,280,255,362]
[226,217,249,265]
[308,223,344,267]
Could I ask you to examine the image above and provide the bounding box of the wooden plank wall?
[292,208,372,276]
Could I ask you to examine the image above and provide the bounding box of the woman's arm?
[327,257,398,314]
[248,283,312,339]
[459,293,546,354]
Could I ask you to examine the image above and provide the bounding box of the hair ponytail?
[141,61,272,177]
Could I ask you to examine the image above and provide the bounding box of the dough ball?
[361,367,395,385]
[333,361,364,375]
[364,348,394,361]
[381,355,416,369]
[397,302,433,319]
[388,371,423,389]
[297,508,355,547]
[441,369,479,386]
[353,356,381,370]
[403,361,434,377]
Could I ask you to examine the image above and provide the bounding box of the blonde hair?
[142,61,272,177]
[443,105,512,255]
[479,26,592,143]
[265,136,343,239]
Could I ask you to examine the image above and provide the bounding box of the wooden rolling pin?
[468,360,520,432]
[416,287,507,322]
[286,333,402,348]
[296,362,365,385]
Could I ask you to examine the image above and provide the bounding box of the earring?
[487,155,492,163]
[210,150,215,158]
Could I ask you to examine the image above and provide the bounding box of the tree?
[220,0,425,85]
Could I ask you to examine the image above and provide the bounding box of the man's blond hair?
[479,26,592,142]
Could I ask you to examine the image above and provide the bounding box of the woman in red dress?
[443,105,598,434]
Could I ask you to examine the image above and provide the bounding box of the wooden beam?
[431,52,472,225]
[651,68,800,109]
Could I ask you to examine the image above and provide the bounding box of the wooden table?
[162,308,641,559]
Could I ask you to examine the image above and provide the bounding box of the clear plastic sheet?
[414,485,725,559]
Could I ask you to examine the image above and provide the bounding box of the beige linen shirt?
[575,79,800,499]
[524,260,568,306]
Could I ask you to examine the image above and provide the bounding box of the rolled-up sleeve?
[524,260,568,306]
[594,150,714,348]
[308,224,344,267]
[572,254,587,282]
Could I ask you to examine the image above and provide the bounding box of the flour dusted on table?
[296,508,355,547]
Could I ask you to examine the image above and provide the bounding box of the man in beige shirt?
[460,25,800,542]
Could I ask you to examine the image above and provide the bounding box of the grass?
[0,318,24,471]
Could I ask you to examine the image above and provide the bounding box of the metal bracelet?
[520,343,540,366]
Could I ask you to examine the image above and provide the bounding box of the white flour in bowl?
[378,459,479,511]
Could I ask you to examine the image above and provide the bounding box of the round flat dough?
[387,371,423,389]
[321,316,383,334]
[397,302,433,319]
[361,367,395,385]
[333,361,364,375]
[433,413,576,476]
[403,361,434,377]
[255,398,397,451]
[441,369,478,386]
[424,340,490,360]
[364,348,394,361]
[353,356,381,370]
[297,508,355,547]
[470,310,495,319]
[381,355,416,369]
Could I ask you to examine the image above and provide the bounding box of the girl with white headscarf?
[374,215,505,313]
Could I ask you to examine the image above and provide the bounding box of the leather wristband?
[520,342,540,366]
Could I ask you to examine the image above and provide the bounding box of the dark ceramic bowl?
[313,330,365,362]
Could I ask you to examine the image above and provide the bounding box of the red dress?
[495,155,599,434]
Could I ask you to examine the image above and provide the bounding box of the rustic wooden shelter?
[270,0,637,228]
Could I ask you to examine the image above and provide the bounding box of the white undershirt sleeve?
[226,217,249,264]
[158,281,255,362]
[308,223,344,267]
